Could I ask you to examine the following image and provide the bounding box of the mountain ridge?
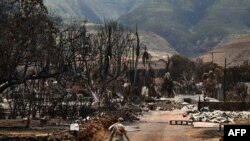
[119,0,250,56]
[44,0,145,22]
[44,0,250,56]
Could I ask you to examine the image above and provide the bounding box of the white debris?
[181,105,198,112]
[175,94,204,103]
[204,97,219,102]
[189,111,250,124]
[156,107,163,111]
[193,122,220,128]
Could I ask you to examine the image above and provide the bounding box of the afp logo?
[224,125,250,141]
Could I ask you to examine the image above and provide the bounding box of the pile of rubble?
[180,104,198,112]
[0,104,143,141]
[178,104,250,124]
[189,110,250,124]
[78,115,116,141]
[0,115,118,141]
[146,101,184,111]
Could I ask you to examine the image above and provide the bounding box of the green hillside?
[44,0,145,22]
[192,0,250,53]
[44,0,250,56]
[119,0,250,56]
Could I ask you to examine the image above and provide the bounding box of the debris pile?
[149,101,184,111]
[0,110,140,141]
[78,116,116,141]
[180,105,198,112]
[189,111,250,124]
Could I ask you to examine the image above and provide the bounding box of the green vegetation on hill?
[45,0,250,56]
[119,0,250,56]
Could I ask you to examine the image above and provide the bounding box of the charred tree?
[0,0,61,93]
[94,21,132,106]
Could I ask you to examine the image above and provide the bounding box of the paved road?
[126,111,221,141]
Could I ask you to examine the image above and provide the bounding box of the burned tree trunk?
[93,20,133,106]
[133,25,140,85]
[99,26,112,106]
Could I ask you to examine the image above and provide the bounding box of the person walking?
[108,117,130,141]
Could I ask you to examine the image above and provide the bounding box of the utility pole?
[211,52,214,64]
[210,51,222,64]
[223,58,227,101]
[133,24,140,85]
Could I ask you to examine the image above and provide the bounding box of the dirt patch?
[126,111,222,141]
